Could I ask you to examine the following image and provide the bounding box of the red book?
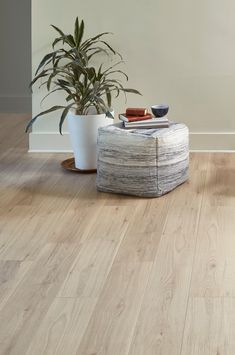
[126,108,147,116]
[119,113,153,123]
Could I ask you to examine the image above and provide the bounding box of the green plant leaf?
[87,67,96,80]
[57,79,72,87]
[66,94,74,102]
[51,25,75,47]
[66,35,76,47]
[81,32,110,50]
[61,48,76,59]
[74,17,79,45]
[35,52,55,75]
[65,60,87,75]
[39,80,48,89]
[106,110,114,118]
[30,70,49,88]
[105,87,112,108]
[46,71,55,91]
[51,25,65,38]
[77,19,84,47]
[40,88,63,105]
[106,69,128,81]
[52,37,63,48]
[103,61,124,74]
[87,47,109,60]
[99,40,118,56]
[121,88,142,95]
[95,96,108,109]
[59,103,75,134]
[26,105,64,132]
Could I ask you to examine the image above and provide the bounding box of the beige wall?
[0,0,31,112]
[31,0,235,151]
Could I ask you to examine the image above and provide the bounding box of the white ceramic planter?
[67,111,113,170]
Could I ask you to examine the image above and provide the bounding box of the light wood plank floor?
[0,113,235,355]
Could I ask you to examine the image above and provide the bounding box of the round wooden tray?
[61,158,97,174]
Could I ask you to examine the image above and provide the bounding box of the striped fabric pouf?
[96,122,189,197]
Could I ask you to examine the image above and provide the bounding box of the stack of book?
[119,108,169,129]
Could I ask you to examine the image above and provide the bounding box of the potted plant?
[26,18,141,170]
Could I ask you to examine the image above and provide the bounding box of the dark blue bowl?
[151,104,169,118]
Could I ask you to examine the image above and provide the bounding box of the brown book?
[126,108,147,116]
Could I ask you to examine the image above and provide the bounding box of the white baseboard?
[29,131,235,152]
[0,96,31,113]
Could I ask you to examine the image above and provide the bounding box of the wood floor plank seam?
[179,155,211,355]
[75,191,173,354]
[127,154,210,355]
[126,192,180,355]
[53,245,132,352]
[73,193,168,354]
[121,261,156,355]
[25,206,137,354]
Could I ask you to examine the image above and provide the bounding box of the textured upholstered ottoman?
[96,122,189,197]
